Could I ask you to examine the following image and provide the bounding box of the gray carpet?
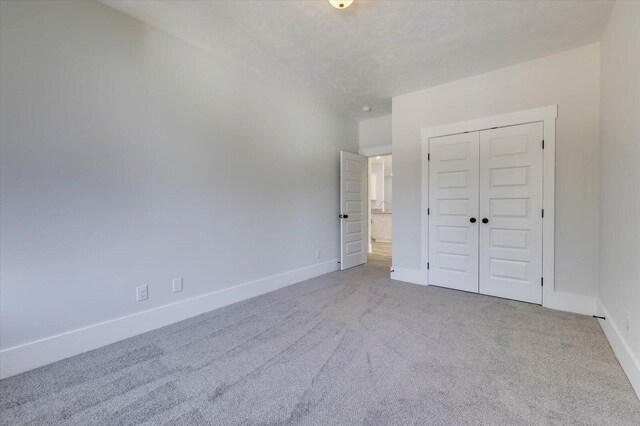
[1,263,639,425]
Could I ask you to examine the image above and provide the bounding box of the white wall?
[384,176,392,211]
[598,0,640,394]
[359,115,392,150]
[370,162,384,206]
[0,0,357,352]
[392,43,601,299]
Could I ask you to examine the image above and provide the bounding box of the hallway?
[368,241,391,267]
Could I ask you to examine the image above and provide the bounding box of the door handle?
[470,217,476,223]
[482,218,489,224]
[339,214,349,219]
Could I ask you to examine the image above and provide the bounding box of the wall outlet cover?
[136,285,148,301]
[173,278,183,293]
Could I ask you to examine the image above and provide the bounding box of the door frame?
[421,105,557,308]
[359,145,392,258]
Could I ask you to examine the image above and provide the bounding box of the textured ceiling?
[101,0,613,120]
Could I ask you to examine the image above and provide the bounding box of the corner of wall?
[597,300,640,399]
[390,267,426,286]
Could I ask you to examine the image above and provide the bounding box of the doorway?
[368,155,392,266]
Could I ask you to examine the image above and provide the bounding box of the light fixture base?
[329,0,353,10]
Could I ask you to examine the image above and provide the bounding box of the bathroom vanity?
[371,211,392,242]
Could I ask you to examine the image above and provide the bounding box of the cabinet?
[372,213,392,242]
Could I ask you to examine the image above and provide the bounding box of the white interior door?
[340,151,367,270]
[479,122,543,304]
[428,132,480,292]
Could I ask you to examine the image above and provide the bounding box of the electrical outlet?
[173,277,183,293]
[136,285,148,301]
[316,249,322,260]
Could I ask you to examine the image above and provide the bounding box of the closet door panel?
[428,132,480,293]
[479,122,543,304]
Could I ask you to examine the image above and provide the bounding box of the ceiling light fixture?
[329,0,353,10]
[362,106,371,112]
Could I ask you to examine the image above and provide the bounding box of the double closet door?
[428,122,543,304]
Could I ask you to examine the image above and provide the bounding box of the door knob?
[482,218,489,224]
[470,217,476,223]
[339,214,349,219]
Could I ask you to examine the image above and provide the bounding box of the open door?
[340,151,367,270]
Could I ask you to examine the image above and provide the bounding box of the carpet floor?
[1,263,639,425]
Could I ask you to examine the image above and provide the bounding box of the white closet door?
[428,132,480,292]
[340,151,367,270]
[479,122,543,304]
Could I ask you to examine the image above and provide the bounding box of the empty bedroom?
[0,0,638,424]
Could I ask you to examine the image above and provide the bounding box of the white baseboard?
[597,300,640,400]
[389,269,596,317]
[0,259,339,380]
[543,291,597,316]
[391,267,426,286]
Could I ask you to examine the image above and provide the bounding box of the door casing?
[359,145,393,266]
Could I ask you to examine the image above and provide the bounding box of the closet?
[428,122,544,304]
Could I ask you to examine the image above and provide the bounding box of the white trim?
[390,267,426,286]
[420,105,558,140]
[359,145,392,157]
[540,109,558,313]
[597,300,640,399]
[373,238,392,243]
[0,259,339,379]
[421,138,430,285]
[367,158,372,253]
[420,106,575,312]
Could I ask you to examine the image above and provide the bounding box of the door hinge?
[542,139,545,149]
[427,262,430,270]
[427,153,431,161]
[541,277,544,287]
[427,208,430,215]
[541,209,544,218]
